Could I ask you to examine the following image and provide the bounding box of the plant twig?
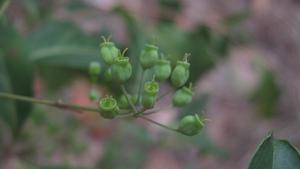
[143,104,173,116]
[139,116,178,132]
[137,69,146,105]
[0,92,179,132]
[157,88,173,102]
[120,85,138,114]
[0,92,100,113]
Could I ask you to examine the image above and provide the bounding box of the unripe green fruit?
[144,79,159,96]
[89,62,101,76]
[99,96,119,119]
[172,85,193,107]
[177,114,204,136]
[100,42,119,65]
[142,79,159,108]
[117,94,138,109]
[139,44,159,69]
[89,89,99,101]
[89,62,101,83]
[142,95,156,108]
[111,56,132,83]
[104,67,113,81]
[153,59,171,81]
[171,60,190,88]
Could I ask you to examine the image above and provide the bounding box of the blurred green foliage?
[97,122,152,169]
[251,70,280,117]
[27,21,100,90]
[0,22,33,135]
[1,0,295,169]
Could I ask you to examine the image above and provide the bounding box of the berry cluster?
[88,36,205,136]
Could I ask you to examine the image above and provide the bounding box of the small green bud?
[89,62,101,83]
[177,114,204,136]
[171,55,190,88]
[142,78,159,108]
[139,44,159,69]
[99,96,119,119]
[153,58,171,81]
[104,67,113,81]
[111,54,132,83]
[89,62,101,76]
[142,95,156,108]
[117,94,138,109]
[100,38,119,65]
[172,84,193,107]
[89,89,99,101]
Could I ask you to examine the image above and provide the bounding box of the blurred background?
[0,0,300,168]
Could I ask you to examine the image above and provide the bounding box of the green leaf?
[27,21,100,70]
[186,25,230,82]
[248,134,300,169]
[251,70,280,117]
[0,0,10,19]
[26,21,101,90]
[0,54,16,128]
[0,22,34,133]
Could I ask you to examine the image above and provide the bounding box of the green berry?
[171,58,190,88]
[100,40,119,65]
[177,114,204,136]
[142,78,159,108]
[89,62,101,83]
[142,95,156,108]
[104,67,113,81]
[172,84,193,107]
[111,55,132,83]
[139,44,159,69]
[117,94,138,109]
[99,96,119,119]
[89,62,101,76]
[153,58,171,81]
[89,89,99,101]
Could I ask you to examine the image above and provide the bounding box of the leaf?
[0,54,16,128]
[251,70,280,117]
[0,0,10,19]
[0,22,34,133]
[186,25,230,82]
[27,21,100,70]
[26,21,101,90]
[248,134,300,169]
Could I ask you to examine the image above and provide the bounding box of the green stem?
[139,116,178,132]
[121,85,138,114]
[0,0,10,19]
[157,88,173,102]
[137,69,146,104]
[0,92,100,113]
[143,104,173,116]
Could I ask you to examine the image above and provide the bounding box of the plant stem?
[0,92,100,113]
[137,68,146,104]
[139,116,178,132]
[0,0,10,19]
[143,104,173,116]
[0,92,179,132]
[120,85,138,114]
[157,88,173,102]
